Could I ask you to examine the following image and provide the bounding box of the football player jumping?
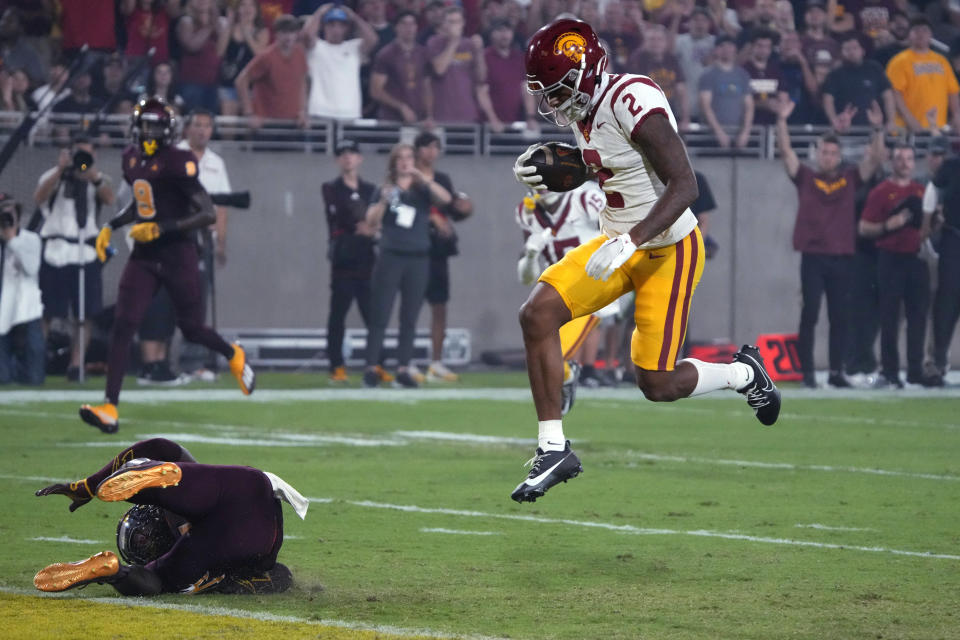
[516,180,622,415]
[80,97,255,434]
[511,19,780,503]
[33,438,304,595]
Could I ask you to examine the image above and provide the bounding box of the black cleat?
[827,373,851,388]
[511,440,582,503]
[217,562,293,595]
[733,345,781,426]
[561,361,581,417]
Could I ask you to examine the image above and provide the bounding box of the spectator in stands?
[321,139,378,384]
[926,0,960,49]
[778,29,821,124]
[146,61,185,113]
[418,0,446,45]
[98,52,137,116]
[871,10,909,67]
[698,34,754,148]
[51,69,105,142]
[675,8,715,124]
[33,136,115,381]
[0,7,45,86]
[258,0,296,33]
[59,0,116,55]
[705,0,741,37]
[772,0,794,34]
[0,193,44,385]
[848,0,897,47]
[775,99,885,388]
[738,0,777,43]
[826,0,856,34]
[217,0,269,119]
[483,18,538,132]
[235,14,308,128]
[175,0,224,112]
[357,0,395,118]
[427,6,486,123]
[31,58,69,113]
[930,140,960,381]
[859,144,937,387]
[121,0,173,64]
[598,0,643,71]
[370,11,432,124]
[9,0,55,71]
[822,32,895,132]
[363,143,451,389]
[0,68,33,113]
[628,24,690,129]
[800,0,839,69]
[886,16,960,134]
[743,29,787,125]
[301,3,378,120]
[414,131,473,384]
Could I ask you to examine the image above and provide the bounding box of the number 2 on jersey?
[132,179,157,219]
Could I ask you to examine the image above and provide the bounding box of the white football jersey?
[515,181,606,265]
[571,73,698,249]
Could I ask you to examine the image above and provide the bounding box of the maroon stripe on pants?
[658,236,687,370]
[675,231,700,358]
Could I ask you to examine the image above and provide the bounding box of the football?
[524,142,589,192]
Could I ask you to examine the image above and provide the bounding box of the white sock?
[681,358,754,396]
[538,420,566,451]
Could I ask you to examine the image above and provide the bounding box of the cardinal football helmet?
[116,504,178,565]
[525,19,607,126]
[130,96,178,156]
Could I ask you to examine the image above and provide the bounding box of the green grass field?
[1,373,959,639]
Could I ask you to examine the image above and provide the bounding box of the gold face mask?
[141,139,159,156]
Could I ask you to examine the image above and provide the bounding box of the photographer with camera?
[34,134,115,381]
[0,193,44,385]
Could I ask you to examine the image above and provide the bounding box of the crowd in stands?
[0,0,956,141]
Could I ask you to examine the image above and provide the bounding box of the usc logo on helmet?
[554,32,586,63]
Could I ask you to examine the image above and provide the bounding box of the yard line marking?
[795,524,876,532]
[420,528,501,536]
[0,586,507,640]
[28,536,104,544]
[395,431,533,446]
[0,473,69,483]
[624,451,960,482]
[312,497,960,561]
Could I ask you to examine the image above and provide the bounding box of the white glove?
[517,254,543,285]
[585,233,637,281]
[513,143,547,191]
[524,227,553,256]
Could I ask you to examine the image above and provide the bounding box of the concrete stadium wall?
[3,146,948,368]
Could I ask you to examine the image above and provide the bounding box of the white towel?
[263,471,309,520]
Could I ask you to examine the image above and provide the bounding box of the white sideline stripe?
[311,497,960,561]
[0,586,506,640]
[420,528,501,536]
[56,432,405,449]
[395,431,533,445]
[795,524,876,532]
[0,474,69,483]
[625,452,960,482]
[29,536,104,544]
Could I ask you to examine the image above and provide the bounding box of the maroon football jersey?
[122,144,203,253]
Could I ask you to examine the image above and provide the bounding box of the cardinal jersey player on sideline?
[79,97,255,434]
[515,180,622,415]
[510,19,781,503]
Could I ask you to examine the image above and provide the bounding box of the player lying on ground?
[511,19,781,503]
[34,437,306,595]
[516,181,623,415]
[81,97,255,435]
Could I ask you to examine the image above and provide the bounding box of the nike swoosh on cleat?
[546,441,564,447]
[523,457,569,487]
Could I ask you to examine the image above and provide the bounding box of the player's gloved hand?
[94,225,112,262]
[524,227,554,256]
[130,222,161,243]
[585,233,637,281]
[513,143,547,191]
[36,482,93,513]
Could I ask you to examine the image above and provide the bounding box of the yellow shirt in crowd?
[886,48,960,129]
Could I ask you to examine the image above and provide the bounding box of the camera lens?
[72,150,94,172]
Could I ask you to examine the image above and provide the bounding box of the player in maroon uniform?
[81,97,255,434]
[33,438,300,595]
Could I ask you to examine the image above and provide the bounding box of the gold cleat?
[329,366,348,383]
[79,403,119,434]
[34,551,120,592]
[96,461,182,502]
[373,365,394,384]
[229,343,256,395]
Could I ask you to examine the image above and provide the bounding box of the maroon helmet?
[525,19,607,126]
[130,96,178,156]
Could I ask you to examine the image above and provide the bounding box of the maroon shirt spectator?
[791,163,862,254]
[427,6,484,123]
[860,176,925,253]
[483,20,533,128]
[59,0,115,53]
[370,11,432,124]
[627,24,689,128]
[235,15,307,125]
[176,0,223,112]
[122,0,171,63]
[800,0,839,67]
